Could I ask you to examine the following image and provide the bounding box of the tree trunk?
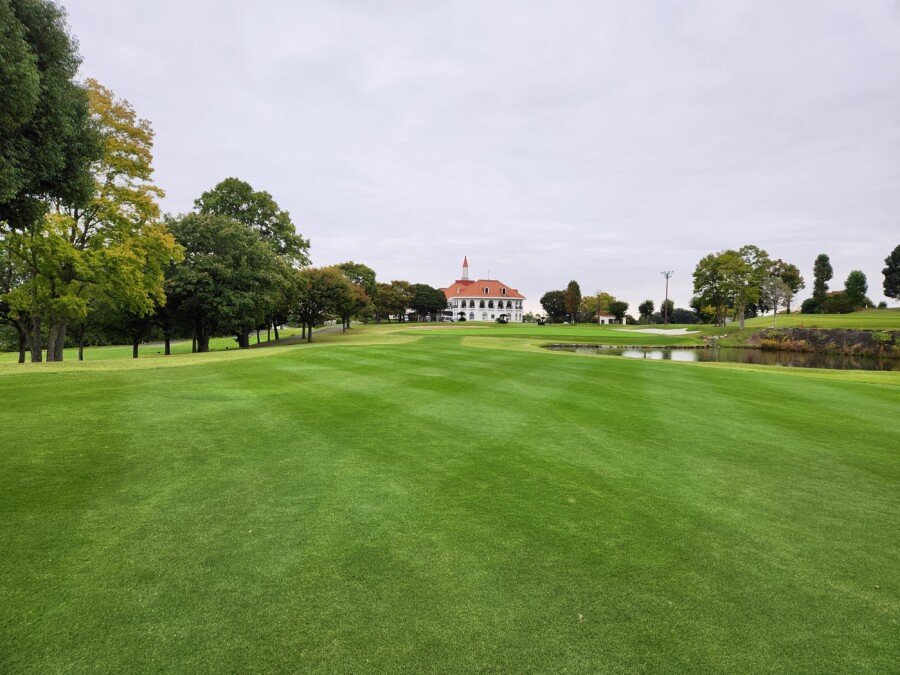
[78,323,85,361]
[256,328,260,344]
[195,322,210,352]
[132,333,140,359]
[46,317,68,362]
[28,315,41,362]
[16,322,26,364]
[267,324,271,342]
[273,322,279,340]
[301,322,306,340]
[191,327,197,353]
[164,335,171,356]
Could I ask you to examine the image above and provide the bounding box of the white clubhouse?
[440,257,526,322]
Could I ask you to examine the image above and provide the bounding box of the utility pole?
[661,270,673,325]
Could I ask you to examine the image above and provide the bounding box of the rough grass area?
[1,327,898,672]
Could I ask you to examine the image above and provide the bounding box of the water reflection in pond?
[546,346,900,371]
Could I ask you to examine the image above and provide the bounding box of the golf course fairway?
[1,324,898,672]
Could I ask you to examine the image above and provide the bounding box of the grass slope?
[1,328,898,672]
[740,308,900,331]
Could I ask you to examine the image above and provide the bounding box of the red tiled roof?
[440,279,525,299]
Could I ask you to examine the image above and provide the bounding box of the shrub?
[800,297,820,314]
[820,292,855,314]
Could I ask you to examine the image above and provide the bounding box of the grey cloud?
[66,0,900,310]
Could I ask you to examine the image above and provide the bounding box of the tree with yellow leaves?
[2,79,181,361]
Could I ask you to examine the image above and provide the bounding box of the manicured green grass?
[1,326,898,672]
[734,308,900,332]
[0,327,311,364]
[405,322,704,346]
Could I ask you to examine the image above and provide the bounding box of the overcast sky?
[64,1,899,312]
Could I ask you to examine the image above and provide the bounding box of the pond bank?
[545,344,900,371]
[745,328,900,358]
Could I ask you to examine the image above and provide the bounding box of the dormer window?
[483,287,489,294]
[501,288,507,295]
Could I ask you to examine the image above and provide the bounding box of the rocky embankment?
[746,328,900,357]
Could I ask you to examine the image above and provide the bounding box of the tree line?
[0,2,448,362]
[539,281,630,323]
[536,243,898,328]
[692,246,897,327]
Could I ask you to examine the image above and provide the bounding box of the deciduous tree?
[693,246,769,330]
[195,177,310,338]
[0,0,99,231]
[670,307,700,324]
[720,249,756,330]
[387,280,412,322]
[738,244,773,318]
[294,266,355,342]
[540,290,567,323]
[609,300,629,323]
[762,277,791,327]
[0,0,102,360]
[167,214,283,351]
[772,259,804,313]
[692,253,729,326]
[882,245,900,300]
[1,79,180,361]
[843,270,869,310]
[410,283,447,321]
[580,292,615,322]
[195,177,309,266]
[335,261,377,330]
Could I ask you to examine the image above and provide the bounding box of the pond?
[545,345,900,371]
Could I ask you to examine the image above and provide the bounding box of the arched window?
[479,300,485,308]
[506,301,512,309]
[482,312,487,320]
[469,312,474,320]
[501,288,507,295]
[488,300,494,309]
[469,300,475,308]
[483,287,489,294]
